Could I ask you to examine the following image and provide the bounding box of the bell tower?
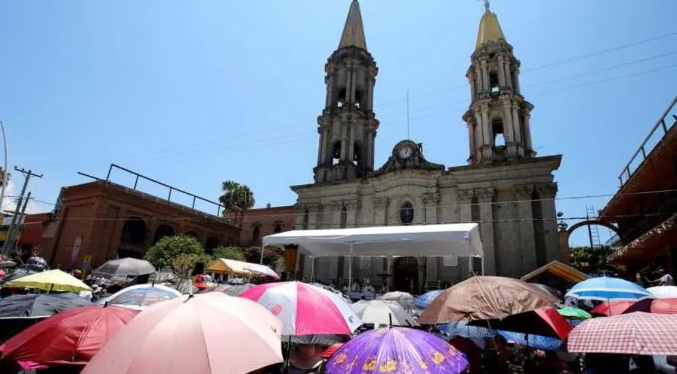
[314,0,379,183]
[463,3,536,164]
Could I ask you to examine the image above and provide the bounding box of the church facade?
[291,1,562,292]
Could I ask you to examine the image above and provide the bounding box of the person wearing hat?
[286,344,324,374]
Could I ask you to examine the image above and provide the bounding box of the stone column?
[367,75,374,110]
[537,184,561,264]
[502,101,517,158]
[523,112,534,156]
[307,204,319,230]
[477,188,496,275]
[326,71,335,107]
[467,122,475,162]
[511,105,523,157]
[480,60,490,92]
[513,67,521,93]
[514,186,537,272]
[348,125,356,162]
[469,73,476,101]
[481,109,492,160]
[350,67,358,103]
[366,130,374,169]
[373,198,388,226]
[340,125,348,162]
[345,200,360,228]
[504,59,512,90]
[424,193,441,285]
[345,64,353,104]
[497,55,506,87]
[456,190,473,279]
[293,205,305,230]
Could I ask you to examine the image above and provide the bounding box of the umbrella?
[557,306,591,320]
[214,283,255,296]
[325,327,469,374]
[100,283,182,310]
[648,286,677,299]
[498,331,563,351]
[0,293,92,319]
[590,300,635,316]
[565,277,652,301]
[623,298,677,314]
[0,268,39,284]
[1,305,139,366]
[81,292,283,374]
[240,281,362,338]
[414,290,444,309]
[0,260,16,269]
[470,306,572,339]
[351,300,417,327]
[5,269,91,293]
[379,291,415,309]
[568,312,677,356]
[418,276,558,324]
[93,258,156,278]
[437,321,495,339]
[531,283,563,299]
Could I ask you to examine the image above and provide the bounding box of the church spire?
[339,0,367,50]
[475,5,506,49]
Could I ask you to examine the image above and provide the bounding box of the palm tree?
[219,181,255,212]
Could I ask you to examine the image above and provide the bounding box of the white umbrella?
[351,299,417,328]
[648,286,677,299]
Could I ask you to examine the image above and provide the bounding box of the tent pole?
[469,256,474,276]
[310,257,315,282]
[348,243,353,291]
[259,245,264,265]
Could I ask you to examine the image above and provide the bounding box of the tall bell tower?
[463,2,536,164]
[314,0,379,183]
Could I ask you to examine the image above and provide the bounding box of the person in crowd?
[361,279,375,294]
[449,336,481,373]
[286,344,324,374]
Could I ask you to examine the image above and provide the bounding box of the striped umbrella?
[240,281,362,338]
[414,290,444,309]
[565,277,652,301]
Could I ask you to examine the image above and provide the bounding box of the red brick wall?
[227,206,296,247]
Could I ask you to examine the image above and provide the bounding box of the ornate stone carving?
[329,201,343,212]
[373,197,388,209]
[306,203,321,213]
[344,200,361,211]
[514,185,534,199]
[535,183,558,198]
[371,140,445,176]
[457,189,474,203]
[475,188,495,201]
[423,193,440,206]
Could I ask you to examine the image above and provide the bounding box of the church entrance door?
[393,257,419,295]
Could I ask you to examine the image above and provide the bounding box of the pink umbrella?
[82,292,283,374]
[568,312,677,356]
[240,281,361,337]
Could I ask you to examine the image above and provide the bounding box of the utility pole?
[1,167,42,257]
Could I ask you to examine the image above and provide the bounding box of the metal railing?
[619,96,677,186]
[105,164,227,217]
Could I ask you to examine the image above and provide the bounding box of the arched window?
[332,142,342,165]
[399,202,414,225]
[252,225,261,245]
[153,224,175,244]
[492,119,505,147]
[353,143,362,166]
[274,223,282,233]
[340,206,348,228]
[338,88,347,108]
[355,90,363,109]
[489,71,500,95]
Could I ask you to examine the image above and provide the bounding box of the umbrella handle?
[389,313,392,328]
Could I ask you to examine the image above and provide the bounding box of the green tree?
[211,246,245,262]
[570,246,614,272]
[144,235,209,280]
[219,181,255,211]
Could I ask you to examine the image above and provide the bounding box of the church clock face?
[398,146,413,159]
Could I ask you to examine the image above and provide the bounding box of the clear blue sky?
[1,0,675,247]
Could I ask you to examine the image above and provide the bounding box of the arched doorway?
[119,217,147,259]
[153,224,175,244]
[205,237,220,255]
[393,257,419,294]
[184,231,200,241]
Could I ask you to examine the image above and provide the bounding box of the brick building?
[226,205,296,247]
[42,180,240,270]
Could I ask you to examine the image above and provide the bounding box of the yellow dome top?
[339,0,367,50]
[476,11,506,49]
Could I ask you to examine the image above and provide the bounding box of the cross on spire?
[482,0,490,13]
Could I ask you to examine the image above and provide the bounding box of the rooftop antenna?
[480,0,490,13]
[406,90,410,139]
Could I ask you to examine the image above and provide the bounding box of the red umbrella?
[623,298,677,314]
[568,312,677,356]
[470,306,572,339]
[590,300,635,316]
[0,305,138,366]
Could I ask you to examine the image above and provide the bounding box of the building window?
[252,225,261,245]
[303,209,309,230]
[332,142,342,165]
[489,71,500,96]
[340,206,348,228]
[274,223,282,233]
[399,202,414,225]
[492,119,505,147]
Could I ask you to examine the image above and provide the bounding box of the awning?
[206,258,279,279]
[262,223,483,258]
[609,214,677,264]
[520,260,589,284]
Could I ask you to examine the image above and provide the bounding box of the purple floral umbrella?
[325,327,468,374]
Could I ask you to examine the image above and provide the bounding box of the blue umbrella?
[413,290,444,308]
[438,321,495,339]
[565,277,652,301]
[498,331,563,351]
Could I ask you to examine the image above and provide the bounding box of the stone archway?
[565,220,620,247]
[205,237,220,255]
[119,217,147,259]
[184,231,200,241]
[393,257,419,294]
[153,224,175,244]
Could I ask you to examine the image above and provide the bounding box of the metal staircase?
[586,206,602,248]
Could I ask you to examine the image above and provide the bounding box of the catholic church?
[290,0,562,292]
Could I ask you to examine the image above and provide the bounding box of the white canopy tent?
[261,223,484,287]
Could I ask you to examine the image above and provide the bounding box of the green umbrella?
[557,306,592,320]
